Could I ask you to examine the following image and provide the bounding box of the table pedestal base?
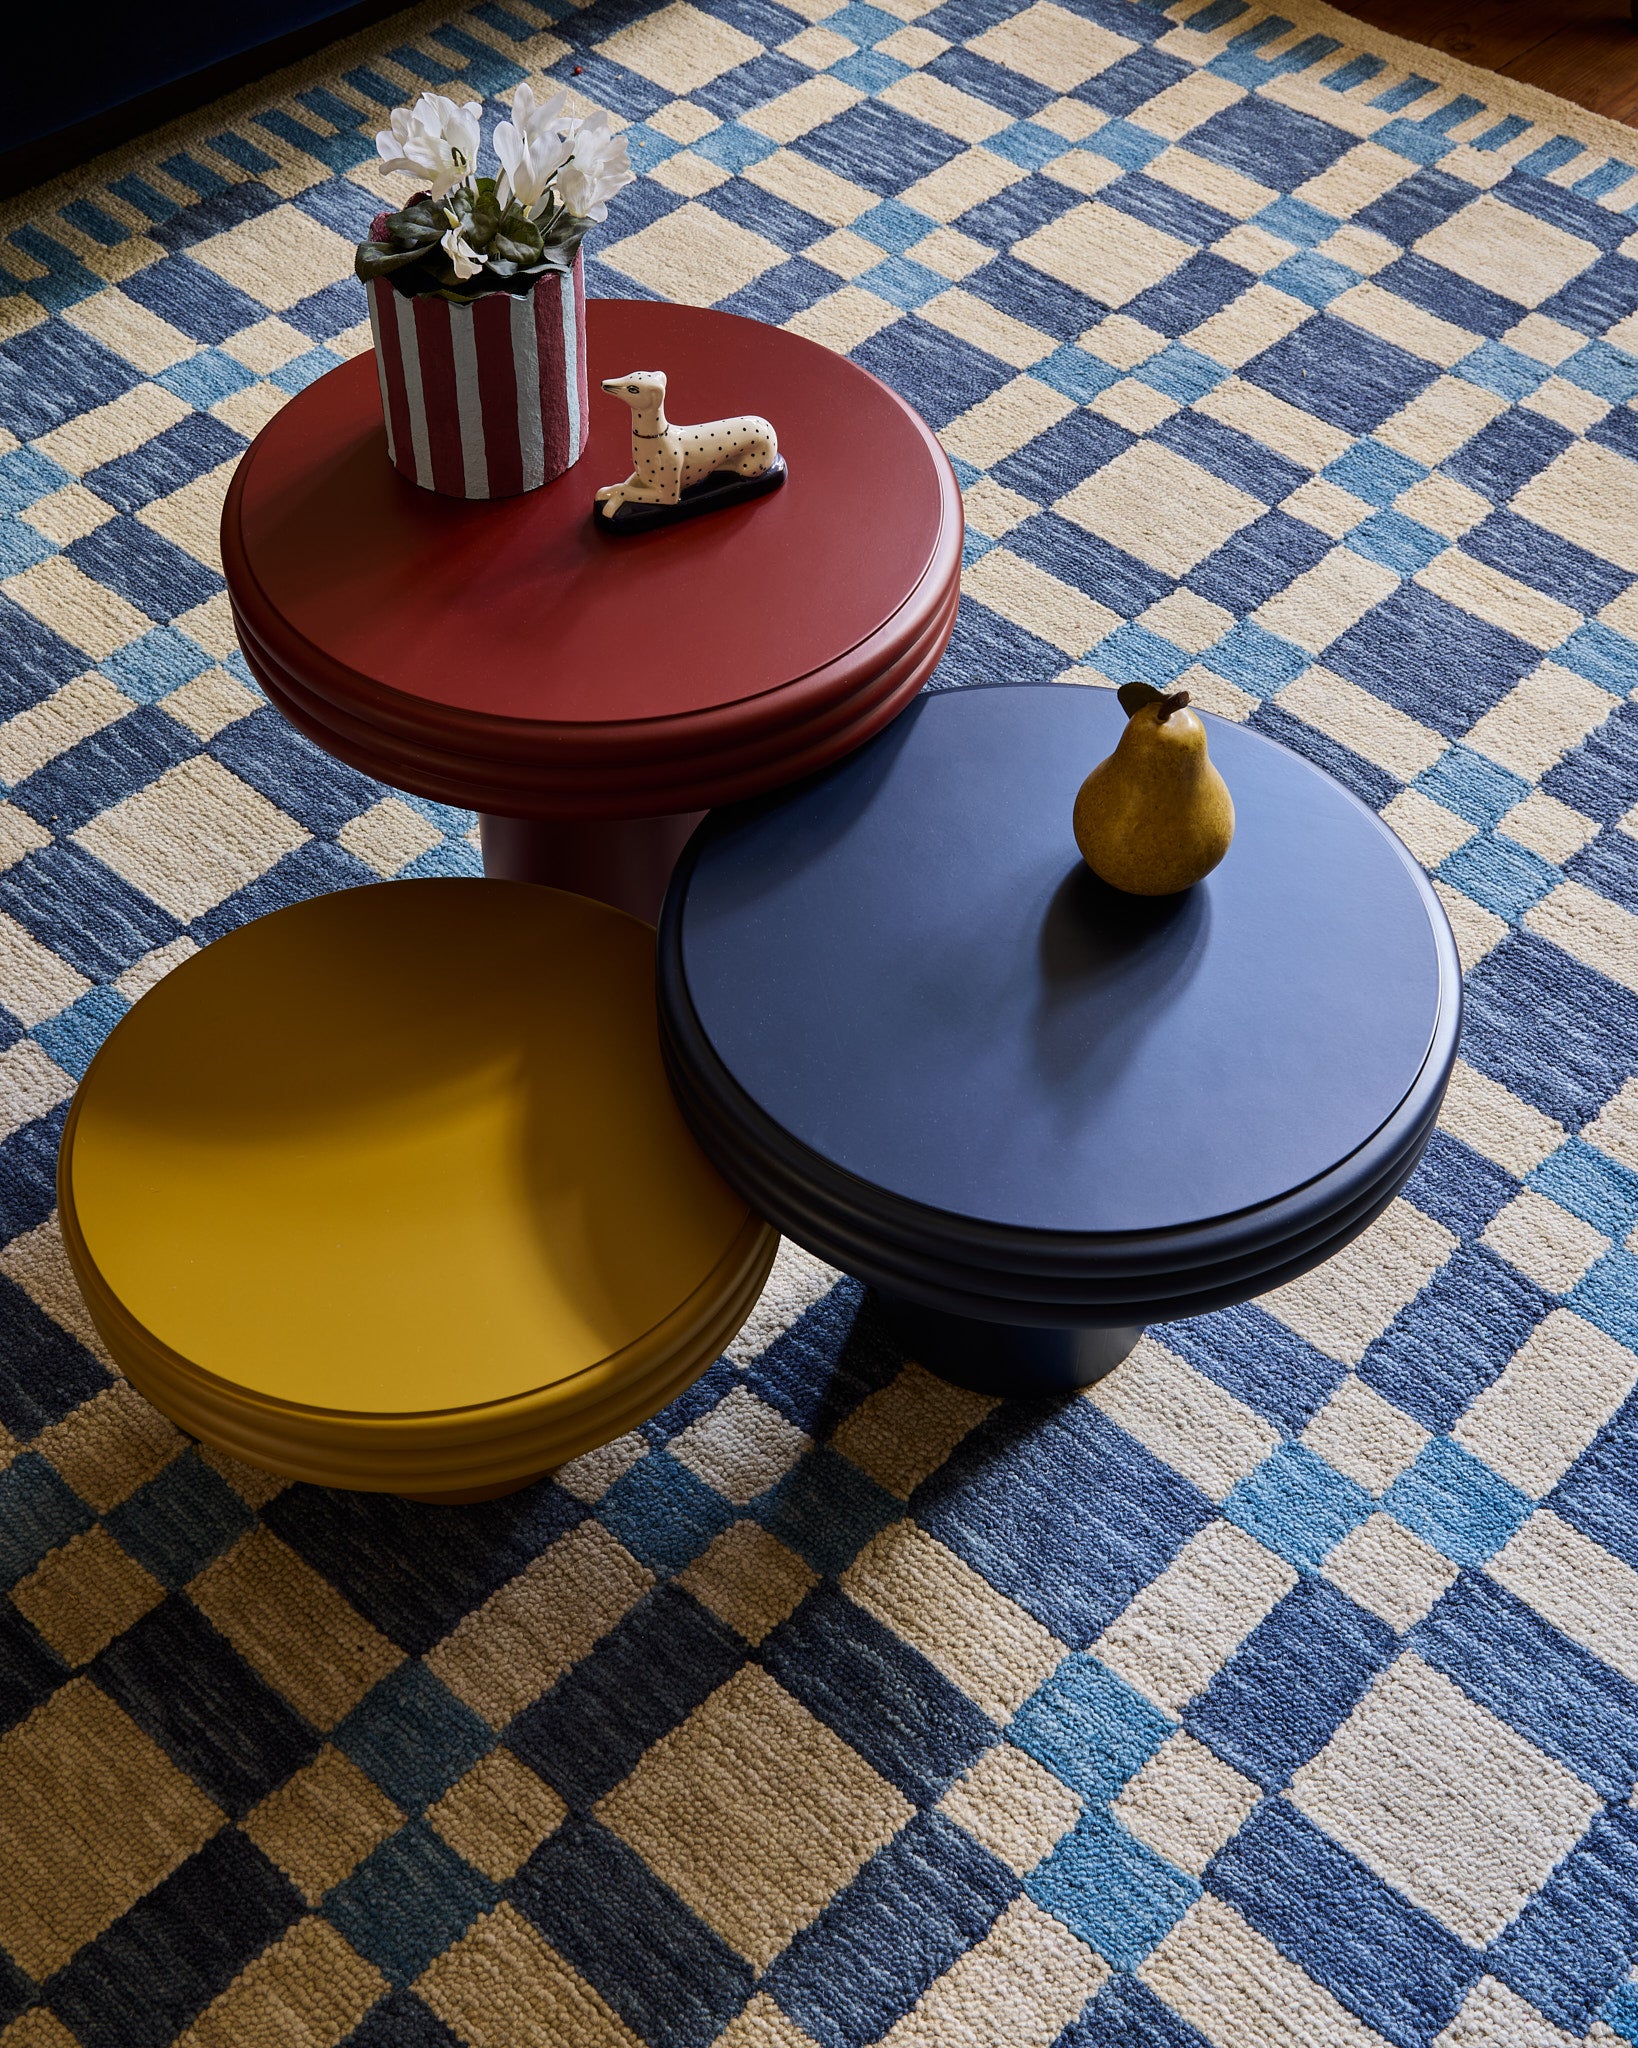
[402,1473,550,1505]
[875,1291,1141,1397]
[481,810,705,924]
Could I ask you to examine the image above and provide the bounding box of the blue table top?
[676,684,1448,1238]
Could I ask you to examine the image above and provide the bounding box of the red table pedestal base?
[480,810,705,924]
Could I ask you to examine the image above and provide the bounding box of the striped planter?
[365,256,588,499]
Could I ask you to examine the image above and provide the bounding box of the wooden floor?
[1331,0,1638,126]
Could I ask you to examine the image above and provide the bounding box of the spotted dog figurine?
[594,370,786,533]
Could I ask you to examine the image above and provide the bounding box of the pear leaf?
[1117,681,1164,718]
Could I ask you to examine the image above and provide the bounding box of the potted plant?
[356,85,633,498]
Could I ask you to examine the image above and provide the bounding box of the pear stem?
[1154,690,1191,723]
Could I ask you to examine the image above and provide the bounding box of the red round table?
[221,302,962,919]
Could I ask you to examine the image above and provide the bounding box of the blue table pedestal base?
[874,1291,1141,1397]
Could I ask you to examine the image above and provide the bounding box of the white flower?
[441,214,486,281]
[376,93,483,201]
[554,119,634,223]
[493,82,574,217]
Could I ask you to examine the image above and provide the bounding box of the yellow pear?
[1073,684,1234,896]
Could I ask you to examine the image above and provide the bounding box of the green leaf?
[467,190,504,249]
[540,221,588,266]
[491,218,544,270]
[498,202,543,244]
[395,197,447,243]
[353,193,448,276]
[354,241,432,282]
[382,253,448,298]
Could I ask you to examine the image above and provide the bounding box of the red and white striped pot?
[365,254,589,499]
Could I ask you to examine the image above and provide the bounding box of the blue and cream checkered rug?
[3,0,1638,2041]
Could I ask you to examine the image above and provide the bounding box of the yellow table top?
[64,880,752,1415]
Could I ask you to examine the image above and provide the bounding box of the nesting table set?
[58,303,1460,1498]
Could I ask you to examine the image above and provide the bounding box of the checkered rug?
[2,0,1638,2042]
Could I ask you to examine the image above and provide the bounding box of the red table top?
[222,305,958,806]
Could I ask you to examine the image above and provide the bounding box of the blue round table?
[658,684,1461,1394]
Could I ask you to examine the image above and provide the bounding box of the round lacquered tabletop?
[221,302,961,818]
[62,880,755,1417]
[663,684,1461,1258]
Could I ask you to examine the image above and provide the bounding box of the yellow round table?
[57,879,778,1501]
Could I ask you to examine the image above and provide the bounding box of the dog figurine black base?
[595,457,788,535]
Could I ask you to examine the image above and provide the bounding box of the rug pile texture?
[2,0,1638,2041]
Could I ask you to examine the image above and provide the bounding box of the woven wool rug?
[2,0,1638,2042]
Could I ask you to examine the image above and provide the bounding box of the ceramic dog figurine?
[594,370,786,532]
